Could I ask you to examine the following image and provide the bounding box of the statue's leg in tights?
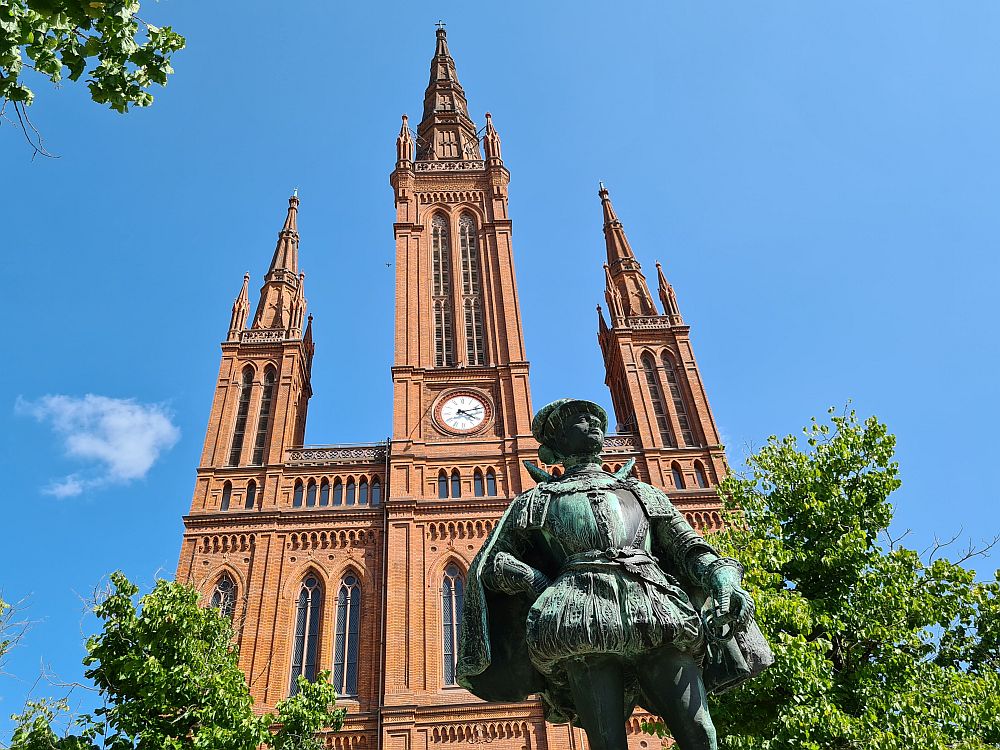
[636,646,717,750]
[564,654,628,750]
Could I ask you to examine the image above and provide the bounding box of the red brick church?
[176,27,726,750]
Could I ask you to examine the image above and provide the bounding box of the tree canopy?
[663,410,1000,749]
[6,572,344,750]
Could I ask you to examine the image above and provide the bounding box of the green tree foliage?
[689,410,1000,749]
[6,573,345,750]
[0,0,184,111]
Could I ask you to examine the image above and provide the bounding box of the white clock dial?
[440,395,487,432]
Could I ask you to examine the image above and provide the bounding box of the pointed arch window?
[289,574,322,695]
[345,478,356,506]
[442,563,465,685]
[333,478,343,506]
[694,462,709,489]
[450,469,461,499]
[244,480,257,510]
[306,479,317,507]
[473,469,485,497]
[438,470,448,499]
[210,573,236,621]
[371,477,382,507]
[220,481,232,511]
[251,368,276,465]
[641,353,675,448]
[319,478,330,506]
[459,214,485,366]
[486,468,497,496]
[228,367,254,466]
[661,353,696,447]
[358,477,369,505]
[431,214,455,367]
[671,463,686,490]
[333,574,361,698]
[293,479,304,507]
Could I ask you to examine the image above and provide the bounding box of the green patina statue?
[457,399,773,750]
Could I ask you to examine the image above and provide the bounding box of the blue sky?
[2,0,999,732]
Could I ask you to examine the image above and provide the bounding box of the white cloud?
[16,394,181,497]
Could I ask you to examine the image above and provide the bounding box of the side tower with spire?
[597,184,727,516]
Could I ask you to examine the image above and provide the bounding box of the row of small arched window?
[293,476,382,508]
[209,563,466,695]
[437,468,498,499]
[220,480,257,511]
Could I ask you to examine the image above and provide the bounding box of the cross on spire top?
[436,20,446,30]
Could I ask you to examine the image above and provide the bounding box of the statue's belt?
[562,547,679,594]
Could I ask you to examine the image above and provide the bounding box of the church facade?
[176,27,727,750]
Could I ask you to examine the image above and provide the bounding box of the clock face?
[438,394,488,432]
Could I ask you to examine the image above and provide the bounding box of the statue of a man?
[458,399,773,750]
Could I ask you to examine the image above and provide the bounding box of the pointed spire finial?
[655,261,683,323]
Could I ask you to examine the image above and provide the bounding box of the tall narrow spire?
[656,261,684,324]
[252,193,307,335]
[598,184,656,318]
[396,114,414,166]
[483,112,503,165]
[227,272,250,341]
[416,26,481,161]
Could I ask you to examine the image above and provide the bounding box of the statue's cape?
[457,479,773,721]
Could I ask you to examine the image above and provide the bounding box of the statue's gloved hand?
[488,551,551,598]
[708,561,755,630]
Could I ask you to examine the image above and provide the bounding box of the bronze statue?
[458,399,773,750]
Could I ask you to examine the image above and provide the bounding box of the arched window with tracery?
[358,477,369,505]
[210,573,236,621]
[251,367,276,465]
[333,478,343,506]
[450,469,461,499]
[459,214,486,366]
[346,478,356,506]
[438,470,448,499]
[306,479,317,507]
[441,563,465,685]
[333,573,361,698]
[661,352,696,446]
[431,214,455,367]
[319,478,330,506]
[473,469,484,497]
[220,481,232,511]
[641,353,675,448]
[485,468,497,497]
[228,367,254,466]
[671,463,686,490]
[292,479,303,507]
[694,461,709,489]
[371,477,382,506]
[289,574,323,695]
[244,480,257,510]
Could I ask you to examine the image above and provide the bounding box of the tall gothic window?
[333,478,343,506]
[251,368,276,465]
[431,214,455,367]
[319,478,330,506]
[473,469,485,497]
[441,564,465,685]
[210,573,237,621]
[485,468,497,497]
[694,461,709,489]
[661,352,696,446]
[346,478,356,506]
[358,477,369,505]
[244,480,257,510]
[371,477,382,506]
[306,479,317,507]
[438,470,448,499]
[459,214,485,365]
[450,470,461,499]
[641,353,675,447]
[289,574,322,695]
[228,367,254,466]
[221,481,232,511]
[333,574,361,697]
[293,479,303,507]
